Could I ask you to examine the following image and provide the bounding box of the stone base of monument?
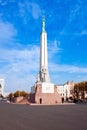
[30,82,62,105]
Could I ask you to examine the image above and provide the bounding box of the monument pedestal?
[30,82,62,104]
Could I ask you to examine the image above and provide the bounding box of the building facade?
[57,81,74,100]
[0,79,4,96]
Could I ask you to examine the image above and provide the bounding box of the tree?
[74,81,87,101]
[13,90,29,98]
[9,93,13,102]
[14,91,20,97]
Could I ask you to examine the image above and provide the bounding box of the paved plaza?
[0,103,87,130]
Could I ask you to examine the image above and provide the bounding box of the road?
[0,103,87,130]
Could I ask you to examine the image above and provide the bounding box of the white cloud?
[18,1,41,23]
[53,40,61,51]
[31,3,41,19]
[48,40,63,58]
[5,73,36,92]
[59,31,87,36]
[49,63,87,73]
[0,20,17,45]
[0,46,40,72]
[60,4,80,34]
[68,4,80,22]
[1,44,87,92]
[0,46,40,92]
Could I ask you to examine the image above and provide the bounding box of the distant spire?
[42,16,45,32]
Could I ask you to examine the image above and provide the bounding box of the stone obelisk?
[37,17,50,83]
[30,17,61,104]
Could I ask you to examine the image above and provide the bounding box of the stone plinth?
[30,83,62,104]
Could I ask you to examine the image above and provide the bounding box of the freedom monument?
[30,17,61,104]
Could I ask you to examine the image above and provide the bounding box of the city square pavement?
[0,103,87,130]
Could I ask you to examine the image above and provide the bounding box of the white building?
[3,92,10,98]
[0,79,4,96]
[57,81,74,100]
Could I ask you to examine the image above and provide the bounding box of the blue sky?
[0,0,87,92]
